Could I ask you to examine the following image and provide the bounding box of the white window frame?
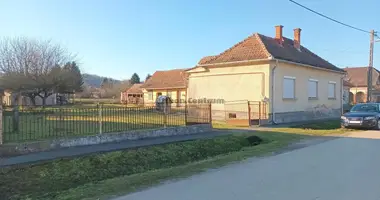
[283,76,296,99]
[328,81,336,99]
[148,91,153,100]
[308,79,318,99]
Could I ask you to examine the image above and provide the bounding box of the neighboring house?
[2,90,63,106]
[343,80,354,105]
[344,66,380,103]
[120,83,144,105]
[141,69,188,107]
[187,25,345,124]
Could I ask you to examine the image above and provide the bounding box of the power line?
[289,0,372,34]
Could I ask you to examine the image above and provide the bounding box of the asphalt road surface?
[114,131,380,200]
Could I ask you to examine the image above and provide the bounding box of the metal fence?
[2,104,211,143]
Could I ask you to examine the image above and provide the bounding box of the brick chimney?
[275,25,283,44]
[294,28,302,50]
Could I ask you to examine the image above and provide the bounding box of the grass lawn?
[0,131,304,200]
[0,120,350,200]
[2,107,188,143]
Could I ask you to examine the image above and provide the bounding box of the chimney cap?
[275,25,284,28]
[294,28,302,31]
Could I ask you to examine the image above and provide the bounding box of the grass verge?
[213,120,352,136]
[0,131,304,200]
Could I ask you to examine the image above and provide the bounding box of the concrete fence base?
[0,124,212,157]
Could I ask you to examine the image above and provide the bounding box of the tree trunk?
[29,96,36,106]
[42,96,47,107]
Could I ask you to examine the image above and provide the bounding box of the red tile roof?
[141,69,188,89]
[198,56,217,65]
[125,83,143,94]
[198,33,343,72]
[344,67,379,87]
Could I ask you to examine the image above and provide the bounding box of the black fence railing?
[2,104,210,143]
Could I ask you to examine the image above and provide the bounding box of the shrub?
[246,135,263,146]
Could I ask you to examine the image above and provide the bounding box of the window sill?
[308,97,318,100]
[328,97,336,100]
[283,98,297,101]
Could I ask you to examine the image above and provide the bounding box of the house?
[120,83,144,105]
[186,25,345,124]
[344,66,380,103]
[2,90,63,106]
[343,80,354,105]
[140,69,188,107]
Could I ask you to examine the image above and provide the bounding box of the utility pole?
[367,30,375,102]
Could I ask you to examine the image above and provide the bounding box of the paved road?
[114,131,380,200]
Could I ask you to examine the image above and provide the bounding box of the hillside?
[82,73,120,88]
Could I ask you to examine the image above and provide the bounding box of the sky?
[0,0,379,80]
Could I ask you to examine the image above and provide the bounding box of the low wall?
[0,124,212,157]
[273,108,341,124]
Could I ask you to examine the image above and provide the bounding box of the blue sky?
[0,0,379,80]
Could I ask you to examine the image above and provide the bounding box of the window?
[167,91,172,98]
[283,76,295,99]
[308,79,318,99]
[148,91,153,100]
[328,81,336,99]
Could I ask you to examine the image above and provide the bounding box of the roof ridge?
[254,33,273,58]
[204,33,259,64]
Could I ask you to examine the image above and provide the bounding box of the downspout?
[271,59,278,124]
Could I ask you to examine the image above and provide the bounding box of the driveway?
[113,131,380,200]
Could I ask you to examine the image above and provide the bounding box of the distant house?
[140,69,188,107]
[343,80,354,105]
[2,90,65,106]
[120,83,144,105]
[187,25,345,124]
[344,66,380,103]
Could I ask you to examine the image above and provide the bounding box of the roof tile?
[344,67,379,87]
[197,32,343,72]
[141,69,188,89]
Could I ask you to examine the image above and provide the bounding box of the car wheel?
[376,120,380,130]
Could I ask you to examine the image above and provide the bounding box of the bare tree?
[0,37,74,106]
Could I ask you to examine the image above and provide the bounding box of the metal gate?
[248,101,268,126]
[223,100,268,126]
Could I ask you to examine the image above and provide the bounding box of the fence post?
[0,105,3,145]
[247,101,251,126]
[12,105,19,132]
[259,102,262,126]
[184,103,188,126]
[208,103,212,124]
[98,103,102,134]
[163,104,167,128]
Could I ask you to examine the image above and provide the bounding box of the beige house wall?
[187,63,271,111]
[187,61,344,123]
[143,88,187,106]
[270,61,343,114]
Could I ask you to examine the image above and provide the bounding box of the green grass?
[3,107,190,143]
[0,131,304,200]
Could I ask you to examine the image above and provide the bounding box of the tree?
[130,73,140,84]
[58,61,83,93]
[145,74,152,82]
[0,37,75,106]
